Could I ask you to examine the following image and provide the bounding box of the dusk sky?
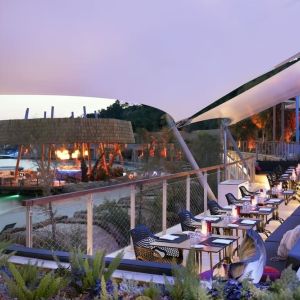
[1,1,300,120]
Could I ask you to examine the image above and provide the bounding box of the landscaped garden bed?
[0,246,299,300]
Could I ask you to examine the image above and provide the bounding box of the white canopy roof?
[187,55,300,125]
[1,1,300,121]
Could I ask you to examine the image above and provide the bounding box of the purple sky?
[1,0,300,121]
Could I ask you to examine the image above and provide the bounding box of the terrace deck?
[108,182,300,274]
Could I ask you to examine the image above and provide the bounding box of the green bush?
[165,249,211,300]
[3,263,67,300]
[68,248,123,294]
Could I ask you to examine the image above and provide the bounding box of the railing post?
[87,194,94,255]
[186,175,190,211]
[256,142,259,161]
[130,184,136,230]
[250,158,254,183]
[130,184,136,249]
[204,172,208,212]
[26,206,32,248]
[162,180,167,234]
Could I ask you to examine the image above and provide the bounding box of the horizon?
[0,95,116,120]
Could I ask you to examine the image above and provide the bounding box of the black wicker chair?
[225,193,242,205]
[239,186,259,197]
[207,200,230,215]
[178,210,202,232]
[0,223,16,235]
[130,225,183,264]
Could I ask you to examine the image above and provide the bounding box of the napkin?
[259,208,271,212]
[228,224,239,228]
[223,206,232,209]
[212,239,232,245]
[204,217,220,222]
[191,244,205,249]
[241,220,256,225]
[241,197,251,201]
[267,199,281,203]
[283,190,294,194]
[159,234,178,240]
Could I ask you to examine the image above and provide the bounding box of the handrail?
[22,156,255,207]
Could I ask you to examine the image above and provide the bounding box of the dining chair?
[130,225,183,264]
[225,193,242,205]
[178,210,202,232]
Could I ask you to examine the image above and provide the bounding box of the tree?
[31,144,58,243]
[87,100,166,132]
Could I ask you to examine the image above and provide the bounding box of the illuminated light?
[251,114,265,129]
[232,205,238,218]
[251,196,257,206]
[149,148,155,157]
[8,194,20,198]
[201,220,208,236]
[84,150,89,156]
[71,150,80,159]
[55,149,70,160]
[247,137,256,151]
[128,174,134,180]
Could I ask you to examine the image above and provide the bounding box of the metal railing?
[0,156,255,256]
[233,140,300,160]
[256,141,300,160]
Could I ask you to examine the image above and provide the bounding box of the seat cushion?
[266,216,300,243]
[199,269,213,281]
[265,241,287,271]
[291,206,300,217]
[277,225,300,258]
[261,266,281,282]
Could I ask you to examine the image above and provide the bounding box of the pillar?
[296,96,299,144]
[273,105,276,141]
[281,103,285,141]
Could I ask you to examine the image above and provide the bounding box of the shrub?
[68,248,123,296]
[3,262,67,300]
[165,249,211,300]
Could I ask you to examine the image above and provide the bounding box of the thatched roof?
[0,118,135,145]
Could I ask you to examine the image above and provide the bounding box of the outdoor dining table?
[238,206,275,237]
[264,198,285,223]
[210,217,260,238]
[282,189,296,205]
[150,233,239,272]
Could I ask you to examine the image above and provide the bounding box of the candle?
[201,220,208,236]
[232,206,238,218]
[251,196,257,206]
